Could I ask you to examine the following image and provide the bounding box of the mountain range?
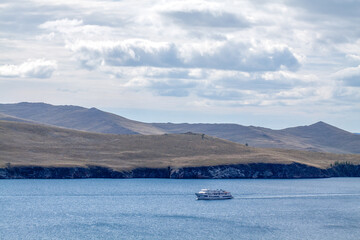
[1,102,359,154]
[1,120,360,171]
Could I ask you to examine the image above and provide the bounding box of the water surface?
[1,178,360,239]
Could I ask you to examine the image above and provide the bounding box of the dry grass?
[1,120,360,170]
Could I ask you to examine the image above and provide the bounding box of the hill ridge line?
[1,102,360,154]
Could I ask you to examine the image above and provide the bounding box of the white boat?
[195,189,233,200]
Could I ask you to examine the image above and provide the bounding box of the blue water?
[1,178,360,240]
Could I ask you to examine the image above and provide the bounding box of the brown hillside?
[1,120,360,170]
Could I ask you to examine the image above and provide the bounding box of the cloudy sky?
[1,0,360,132]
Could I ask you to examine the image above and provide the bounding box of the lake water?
[1,178,360,240]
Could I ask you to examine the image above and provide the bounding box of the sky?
[1,0,360,132]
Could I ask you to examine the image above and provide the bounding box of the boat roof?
[200,189,228,192]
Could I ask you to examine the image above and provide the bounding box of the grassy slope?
[1,120,360,170]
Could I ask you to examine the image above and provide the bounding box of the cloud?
[36,32,55,41]
[39,17,299,72]
[2,0,360,132]
[284,0,360,45]
[143,68,204,79]
[0,2,74,35]
[185,68,327,104]
[197,89,249,101]
[112,67,199,97]
[163,10,250,28]
[39,18,113,41]
[39,18,83,31]
[288,0,360,18]
[334,86,360,102]
[346,54,360,62]
[95,64,310,101]
[210,70,312,91]
[114,67,318,101]
[334,65,360,87]
[148,79,197,97]
[188,42,300,71]
[196,84,336,107]
[0,59,57,78]
[67,39,300,72]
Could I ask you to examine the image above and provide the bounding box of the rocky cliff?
[1,162,359,179]
[169,163,330,179]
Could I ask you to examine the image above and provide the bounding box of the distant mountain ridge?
[1,102,359,154]
[153,121,360,154]
[0,102,165,135]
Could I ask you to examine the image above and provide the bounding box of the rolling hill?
[0,102,164,135]
[0,112,33,123]
[154,121,360,154]
[1,102,360,154]
[1,120,360,171]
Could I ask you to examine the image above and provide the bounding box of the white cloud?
[66,39,300,72]
[39,18,83,31]
[346,54,360,62]
[36,32,55,41]
[0,59,57,78]
[38,18,113,41]
[334,65,360,87]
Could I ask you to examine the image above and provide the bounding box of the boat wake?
[233,193,360,200]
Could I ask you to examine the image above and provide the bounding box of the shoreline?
[1,162,359,179]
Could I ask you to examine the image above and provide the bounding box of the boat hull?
[195,193,233,200]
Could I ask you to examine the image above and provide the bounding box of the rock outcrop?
[1,162,359,179]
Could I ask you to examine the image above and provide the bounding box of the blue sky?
[0,0,359,132]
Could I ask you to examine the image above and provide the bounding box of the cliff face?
[1,163,359,179]
[0,166,170,179]
[169,163,331,179]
